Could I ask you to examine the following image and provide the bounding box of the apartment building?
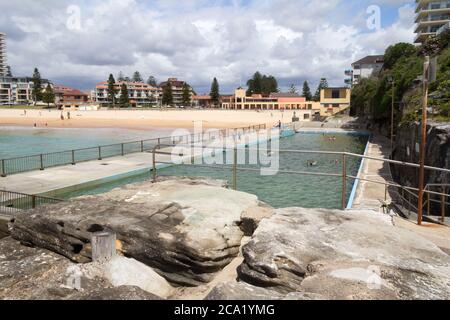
[415,0,450,44]
[0,76,50,105]
[92,81,160,107]
[54,85,89,109]
[159,78,193,106]
[0,33,7,76]
[348,55,384,85]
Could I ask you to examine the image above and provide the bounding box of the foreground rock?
[0,237,161,300]
[237,208,450,300]
[10,178,272,286]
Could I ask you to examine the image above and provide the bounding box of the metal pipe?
[418,56,430,225]
[342,153,347,210]
[232,147,237,190]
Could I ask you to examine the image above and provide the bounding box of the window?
[332,90,340,99]
[430,3,441,9]
[303,114,310,120]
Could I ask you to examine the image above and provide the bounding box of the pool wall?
[346,134,372,209]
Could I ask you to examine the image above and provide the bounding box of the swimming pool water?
[56,131,368,209]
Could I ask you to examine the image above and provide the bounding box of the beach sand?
[0,109,300,130]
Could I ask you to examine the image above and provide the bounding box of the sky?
[0,0,416,93]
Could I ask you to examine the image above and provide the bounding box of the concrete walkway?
[351,135,394,212]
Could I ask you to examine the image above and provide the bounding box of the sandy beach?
[0,109,301,130]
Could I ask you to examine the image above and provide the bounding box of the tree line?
[350,30,450,127]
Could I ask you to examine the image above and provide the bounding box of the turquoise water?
[60,132,368,209]
[0,126,178,158]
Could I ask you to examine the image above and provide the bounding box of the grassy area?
[0,105,49,110]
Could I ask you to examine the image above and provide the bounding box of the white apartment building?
[92,81,160,107]
[0,33,7,76]
[415,0,450,44]
[350,55,384,85]
[0,76,51,105]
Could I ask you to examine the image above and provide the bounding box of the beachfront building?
[415,0,450,44]
[192,95,212,108]
[349,55,384,85]
[92,81,160,107]
[0,33,7,77]
[159,78,193,106]
[319,87,351,116]
[0,76,51,105]
[54,85,89,109]
[222,88,319,110]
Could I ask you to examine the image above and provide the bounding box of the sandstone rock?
[205,282,284,300]
[240,203,274,236]
[0,237,162,300]
[10,178,264,286]
[237,208,450,299]
[81,256,174,298]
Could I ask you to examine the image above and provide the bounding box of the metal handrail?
[0,189,64,214]
[150,143,450,219]
[0,123,268,177]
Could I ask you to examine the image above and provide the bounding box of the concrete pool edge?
[346,134,372,209]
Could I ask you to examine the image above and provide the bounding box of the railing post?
[232,147,237,191]
[40,154,44,171]
[442,187,446,223]
[98,146,102,161]
[1,159,5,177]
[427,191,430,216]
[71,150,75,165]
[341,153,347,210]
[157,138,161,150]
[31,195,36,209]
[141,140,144,152]
[152,147,157,182]
[121,143,124,156]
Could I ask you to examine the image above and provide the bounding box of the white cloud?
[0,0,416,92]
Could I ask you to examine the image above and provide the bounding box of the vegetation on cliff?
[350,30,450,126]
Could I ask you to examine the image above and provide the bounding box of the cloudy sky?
[0,0,415,93]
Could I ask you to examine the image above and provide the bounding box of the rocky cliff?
[391,122,450,215]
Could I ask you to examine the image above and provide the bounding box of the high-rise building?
[0,32,7,76]
[415,0,450,44]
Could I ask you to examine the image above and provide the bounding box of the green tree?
[42,83,55,108]
[210,78,220,107]
[288,84,298,94]
[384,43,416,69]
[302,81,312,101]
[313,78,328,102]
[31,68,43,105]
[119,83,130,108]
[132,71,143,83]
[247,72,278,95]
[147,76,157,86]
[162,83,173,106]
[182,83,191,106]
[107,74,118,108]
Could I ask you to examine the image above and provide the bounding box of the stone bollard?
[91,231,116,263]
